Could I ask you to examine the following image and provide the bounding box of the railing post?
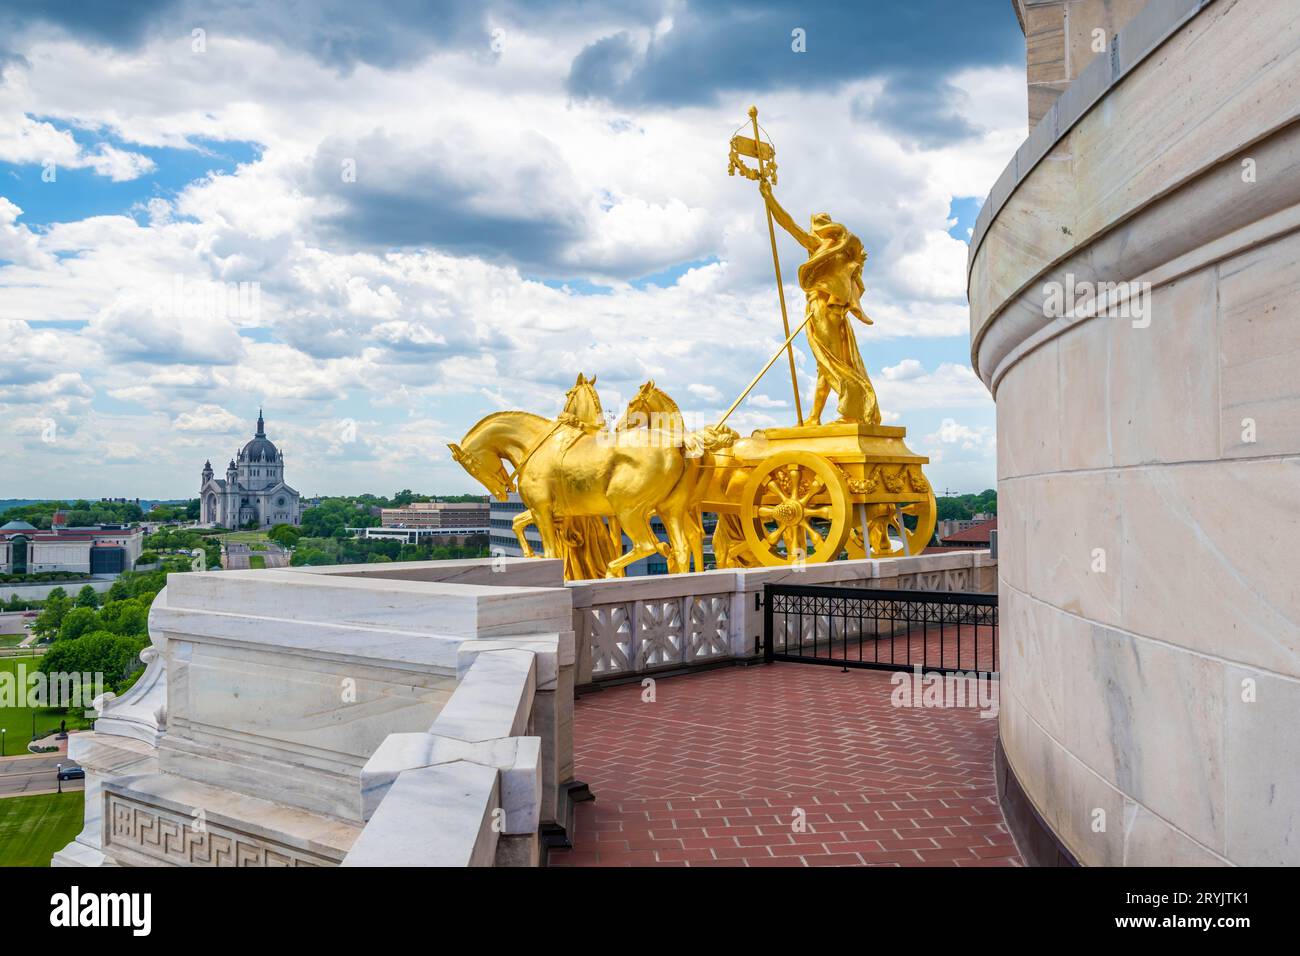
[762,583,774,664]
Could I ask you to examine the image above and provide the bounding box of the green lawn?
[248,555,266,569]
[219,530,271,545]
[0,791,84,866]
[0,656,93,756]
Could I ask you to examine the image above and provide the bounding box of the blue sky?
[0,0,1027,498]
[0,129,260,231]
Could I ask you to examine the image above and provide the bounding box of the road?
[224,542,290,570]
[0,753,84,797]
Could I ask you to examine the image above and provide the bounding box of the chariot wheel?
[844,490,938,559]
[740,451,852,566]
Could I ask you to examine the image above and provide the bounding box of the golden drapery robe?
[762,183,882,426]
[797,215,880,425]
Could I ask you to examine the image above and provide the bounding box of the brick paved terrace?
[549,663,1021,867]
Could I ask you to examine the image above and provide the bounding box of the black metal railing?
[763,583,998,675]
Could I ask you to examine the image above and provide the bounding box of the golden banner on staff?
[449,107,936,580]
[729,134,775,163]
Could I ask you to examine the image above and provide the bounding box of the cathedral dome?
[238,409,281,462]
[240,437,280,462]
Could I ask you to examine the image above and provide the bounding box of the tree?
[57,606,99,643]
[31,588,71,639]
[98,598,149,638]
[268,524,300,548]
[39,630,148,695]
[290,548,334,567]
[75,584,100,608]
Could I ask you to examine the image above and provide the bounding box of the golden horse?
[450,408,699,578]
[506,374,623,577]
[614,380,736,573]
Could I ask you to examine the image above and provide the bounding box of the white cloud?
[928,417,995,452]
[0,114,154,181]
[875,361,990,413]
[172,404,245,433]
[0,199,52,268]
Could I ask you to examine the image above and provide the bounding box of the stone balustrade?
[569,550,996,685]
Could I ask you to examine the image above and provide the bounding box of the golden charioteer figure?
[450,107,936,579]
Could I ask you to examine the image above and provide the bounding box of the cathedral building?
[200,410,302,529]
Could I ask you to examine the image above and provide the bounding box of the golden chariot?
[449,108,936,579]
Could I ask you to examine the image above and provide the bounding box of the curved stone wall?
[972,0,1300,865]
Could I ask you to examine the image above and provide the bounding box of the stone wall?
[1013,0,1148,128]
[973,0,1300,865]
[55,558,575,868]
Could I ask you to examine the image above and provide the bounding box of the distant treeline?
[935,490,997,521]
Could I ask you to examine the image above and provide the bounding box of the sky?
[0,0,1027,500]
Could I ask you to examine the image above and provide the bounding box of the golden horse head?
[562,373,603,429]
[447,440,512,501]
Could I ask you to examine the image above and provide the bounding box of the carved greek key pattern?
[105,792,336,867]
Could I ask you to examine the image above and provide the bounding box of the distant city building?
[489,494,538,558]
[934,517,997,549]
[350,527,489,547]
[380,501,489,529]
[100,497,142,506]
[936,513,995,541]
[0,520,143,575]
[199,410,302,528]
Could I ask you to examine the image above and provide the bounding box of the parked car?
[56,766,84,781]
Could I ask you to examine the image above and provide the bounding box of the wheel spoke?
[798,476,825,506]
[805,505,834,519]
[758,505,778,519]
[786,464,802,497]
[764,524,783,546]
[801,521,825,548]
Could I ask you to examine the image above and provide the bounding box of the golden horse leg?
[511,509,536,557]
[529,500,563,560]
[605,508,663,577]
[657,506,693,574]
[688,507,705,572]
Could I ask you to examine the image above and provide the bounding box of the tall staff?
[729,106,803,424]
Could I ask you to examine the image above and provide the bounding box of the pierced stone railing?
[568,550,996,686]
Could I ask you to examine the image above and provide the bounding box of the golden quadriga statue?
[450,108,936,580]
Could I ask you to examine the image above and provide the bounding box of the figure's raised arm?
[759,181,816,251]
